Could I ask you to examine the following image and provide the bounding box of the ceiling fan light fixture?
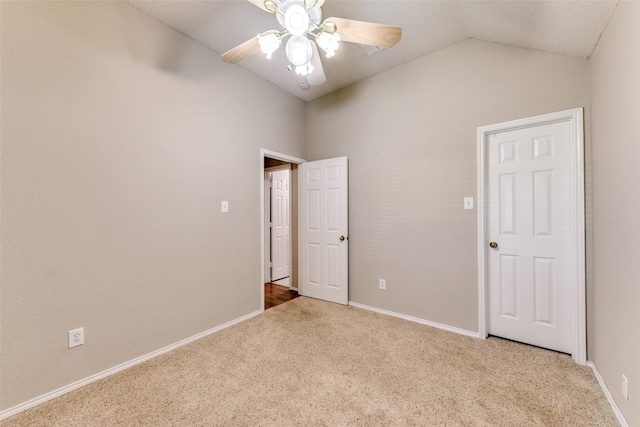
[284,4,310,36]
[316,31,339,58]
[258,32,281,59]
[286,35,312,66]
[221,0,402,87]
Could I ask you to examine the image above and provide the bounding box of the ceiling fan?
[221,0,402,87]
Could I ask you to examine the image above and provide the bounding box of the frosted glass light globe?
[258,33,281,59]
[317,31,340,58]
[286,35,312,66]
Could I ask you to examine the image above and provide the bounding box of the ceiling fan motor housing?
[284,5,309,35]
[276,0,322,31]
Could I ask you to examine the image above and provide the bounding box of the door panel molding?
[270,168,292,282]
[477,108,586,364]
[264,164,293,283]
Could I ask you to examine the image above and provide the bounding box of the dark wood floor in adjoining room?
[264,283,299,309]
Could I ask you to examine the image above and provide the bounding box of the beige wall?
[590,2,640,425]
[307,39,590,332]
[0,1,305,410]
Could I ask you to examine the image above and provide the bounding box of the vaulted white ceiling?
[126,0,618,101]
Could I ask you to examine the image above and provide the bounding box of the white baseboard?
[0,309,262,421]
[348,301,479,339]
[587,361,628,427]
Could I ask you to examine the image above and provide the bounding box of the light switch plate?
[221,201,229,213]
[464,197,474,210]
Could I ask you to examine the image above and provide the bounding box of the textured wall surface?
[590,2,640,426]
[0,1,305,411]
[307,39,590,333]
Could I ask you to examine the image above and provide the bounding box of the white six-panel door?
[299,157,348,305]
[270,169,291,282]
[487,121,573,353]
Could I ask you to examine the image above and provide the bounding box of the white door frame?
[476,108,586,365]
[260,149,305,312]
[265,165,292,284]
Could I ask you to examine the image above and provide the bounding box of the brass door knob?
[339,236,346,242]
[489,242,498,249]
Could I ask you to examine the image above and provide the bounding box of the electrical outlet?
[68,327,84,349]
[379,279,386,290]
[622,375,629,400]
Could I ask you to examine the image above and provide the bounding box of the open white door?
[298,157,348,305]
[270,168,291,282]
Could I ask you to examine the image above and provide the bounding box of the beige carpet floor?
[2,297,618,426]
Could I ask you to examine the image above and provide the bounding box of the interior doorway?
[260,149,305,310]
[265,165,292,286]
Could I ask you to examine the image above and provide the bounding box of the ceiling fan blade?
[221,31,275,64]
[324,17,402,49]
[221,37,260,63]
[307,41,326,87]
